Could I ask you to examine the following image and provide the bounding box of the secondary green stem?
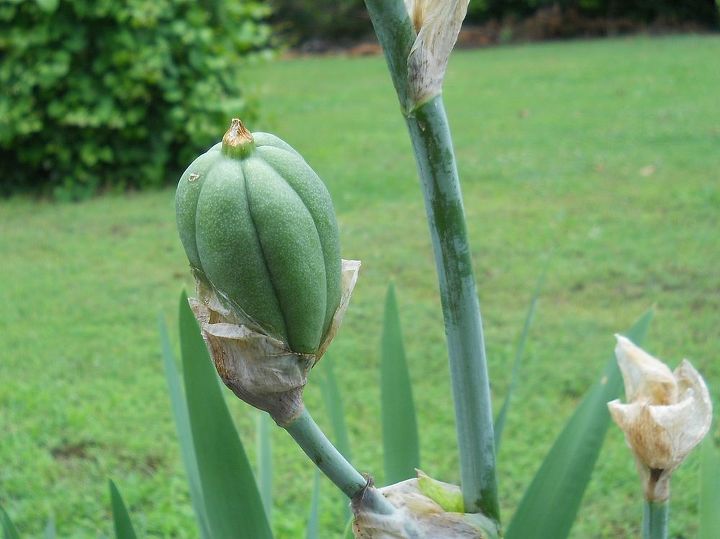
[285,408,396,513]
[642,500,669,539]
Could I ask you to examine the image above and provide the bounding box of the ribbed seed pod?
[176,119,342,355]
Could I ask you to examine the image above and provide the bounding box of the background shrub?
[467,0,719,27]
[268,0,718,46]
[268,0,370,45]
[0,0,270,199]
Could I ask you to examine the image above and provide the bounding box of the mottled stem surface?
[365,0,499,521]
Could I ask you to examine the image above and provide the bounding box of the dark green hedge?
[270,0,369,43]
[0,0,270,199]
[467,0,719,25]
[268,0,718,45]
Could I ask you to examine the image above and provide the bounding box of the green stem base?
[643,500,669,539]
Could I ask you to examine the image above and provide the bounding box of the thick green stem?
[365,0,499,521]
[285,408,395,514]
[406,97,499,520]
[363,0,415,113]
[643,500,669,539]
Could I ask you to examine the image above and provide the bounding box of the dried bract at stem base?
[352,471,499,538]
[189,260,361,426]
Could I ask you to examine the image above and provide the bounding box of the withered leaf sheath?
[176,119,342,354]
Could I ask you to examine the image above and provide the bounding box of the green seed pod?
[176,119,342,355]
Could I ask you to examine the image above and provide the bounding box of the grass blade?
[257,411,273,523]
[699,436,720,539]
[505,309,653,539]
[305,470,321,539]
[159,316,212,539]
[178,292,273,539]
[381,283,420,485]
[494,267,546,452]
[0,505,20,539]
[109,480,137,539]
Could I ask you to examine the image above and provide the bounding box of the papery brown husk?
[352,476,496,539]
[189,259,360,426]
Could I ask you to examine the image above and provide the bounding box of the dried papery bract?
[189,260,361,426]
[352,471,498,538]
[405,0,470,106]
[608,335,712,501]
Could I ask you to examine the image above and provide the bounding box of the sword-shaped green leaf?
[318,357,352,521]
[44,519,55,539]
[109,480,137,539]
[257,411,273,523]
[494,267,547,452]
[320,358,352,461]
[0,505,20,539]
[159,316,212,539]
[506,309,653,539]
[381,283,420,485]
[177,292,273,539]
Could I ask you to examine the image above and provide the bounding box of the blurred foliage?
[0,0,271,200]
[269,0,717,45]
[269,0,370,44]
[467,0,719,26]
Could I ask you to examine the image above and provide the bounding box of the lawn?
[1,34,719,537]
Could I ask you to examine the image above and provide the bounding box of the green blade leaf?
[44,519,55,539]
[109,480,138,539]
[699,436,720,539]
[494,267,546,452]
[178,292,273,539]
[0,505,20,539]
[257,411,273,523]
[318,357,352,521]
[159,316,212,539]
[506,309,653,539]
[319,357,352,461]
[305,470,321,539]
[381,283,420,485]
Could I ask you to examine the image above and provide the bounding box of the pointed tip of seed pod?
[222,118,255,158]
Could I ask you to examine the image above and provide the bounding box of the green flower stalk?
[365,0,499,522]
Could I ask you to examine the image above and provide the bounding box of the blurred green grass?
[1,34,718,537]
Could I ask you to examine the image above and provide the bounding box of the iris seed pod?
[176,119,342,355]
